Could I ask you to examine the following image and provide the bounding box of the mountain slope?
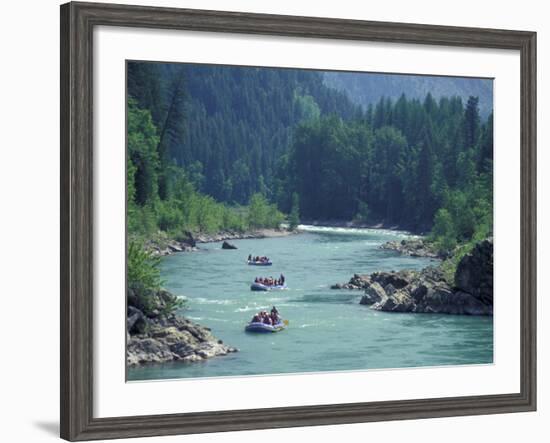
[323,71,493,118]
[128,62,362,205]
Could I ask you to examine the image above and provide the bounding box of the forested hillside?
[323,71,493,118]
[128,62,362,205]
[279,94,493,237]
[127,61,493,249]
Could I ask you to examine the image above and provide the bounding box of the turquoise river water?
[128,226,493,381]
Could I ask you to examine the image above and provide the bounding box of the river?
[128,226,493,381]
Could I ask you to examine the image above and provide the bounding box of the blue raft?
[250,282,288,291]
[245,321,286,333]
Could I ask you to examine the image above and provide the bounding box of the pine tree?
[463,96,480,149]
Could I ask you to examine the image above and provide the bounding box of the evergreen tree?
[127,60,493,244]
[127,98,160,206]
[463,96,480,149]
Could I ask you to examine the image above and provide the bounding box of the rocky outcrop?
[359,281,386,305]
[332,270,418,291]
[380,238,447,259]
[127,313,238,366]
[336,239,493,316]
[127,287,187,319]
[221,240,237,250]
[146,231,198,257]
[127,288,237,366]
[127,305,148,335]
[455,238,493,306]
[359,267,492,315]
[331,274,371,290]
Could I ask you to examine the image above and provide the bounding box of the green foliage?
[128,60,492,252]
[127,61,362,205]
[247,193,284,229]
[431,164,492,284]
[128,203,158,237]
[294,92,321,122]
[369,126,408,223]
[439,240,477,286]
[127,98,160,206]
[161,294,186,316]
[127,240,162,293]
[431,208,457,251]
[288,192,300,230]
[222,206,248,233]
[289,116,370,220]
[127,240,186,317]
[281,93,492,239]
[155,199,185,233]
[194,194,224,232]
[463,96,481,149]
[127,98,283,239]
[354,201,370,224]
[430,168,492,252]
[127,240,162,315]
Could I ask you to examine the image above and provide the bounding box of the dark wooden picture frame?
[60,1,536,441]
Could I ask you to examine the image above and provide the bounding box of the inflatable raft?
[247,260,272,266]
[250,282,288,291]
[245,321,286,333]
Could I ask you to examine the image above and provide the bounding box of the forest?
[127,61,493,252]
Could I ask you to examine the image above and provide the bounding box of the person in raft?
[250,307,281,325]
[253,311,270,325]
[249,255,269,263]
[262,312,272,325]
[254,276,284,286]
[270,306,280,324]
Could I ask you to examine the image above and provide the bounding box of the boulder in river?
[221,240,238,250]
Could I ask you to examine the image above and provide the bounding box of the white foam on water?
[234,305,268,313]
[193,297,234,305]
[297,224,419,238]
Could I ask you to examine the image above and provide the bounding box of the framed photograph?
[60,1,536,440]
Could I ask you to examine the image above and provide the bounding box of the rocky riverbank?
[380,238,447,259]
[146,228,296,257]
[332,238,493,315]
[127,288,237,366]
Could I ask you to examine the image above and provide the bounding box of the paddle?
[283,320,289,326]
